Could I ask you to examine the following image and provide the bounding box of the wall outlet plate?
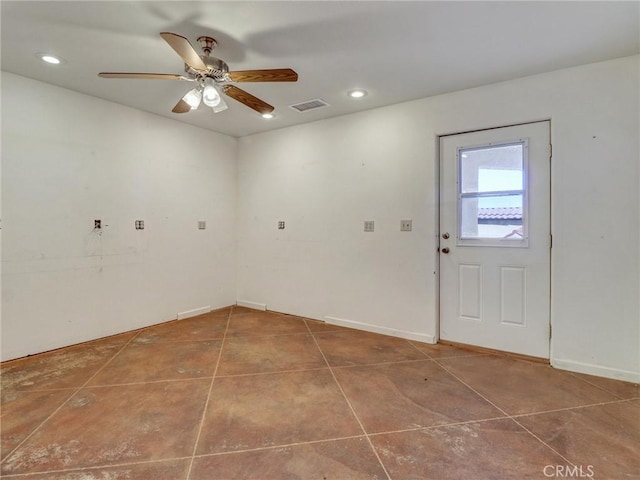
[364,220,375,232]
[198,220,206,230]
[401,219,412,231]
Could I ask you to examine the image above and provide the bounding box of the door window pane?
[458,141,527,245]
[460,144,523,193]
[461,194,523,240]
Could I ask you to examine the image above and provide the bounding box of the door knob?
[442,232,450,239]
[441,247,450,254]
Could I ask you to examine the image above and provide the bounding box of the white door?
[439,121,551,358]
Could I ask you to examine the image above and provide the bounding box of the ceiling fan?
[99,32,298,116]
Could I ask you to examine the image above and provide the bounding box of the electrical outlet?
[364,220,375,232]
[401,219,412,232]
[278,221,285,230]
[135,220,144,230]
[198,221,206,230]
[94,219,101,229]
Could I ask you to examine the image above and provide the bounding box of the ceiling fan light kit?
[98,32,298,117]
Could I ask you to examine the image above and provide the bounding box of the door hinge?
[549,143,552,160]
[549,324,552,340]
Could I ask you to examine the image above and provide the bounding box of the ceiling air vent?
[289,98,330,113]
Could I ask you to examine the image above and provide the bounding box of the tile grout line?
[331,357,435,370]
[259,394,636,442]
[369,339,581,464]
[0,431,384,478]
[79,376,217,389]
[215,366,330,379]
[363,395,639,438]
[190,434,368,460]
[184,306,234,479]
[0,456,193,478]
[509,396,640,419]
[224,331,318,340]
[0,386,79,394]
[366,415,515,438]
[0,331,143,469]
[566,370,638,400]
[508,415,583,466]
[431,357,578,468]
[306,324,393,480]
[215,357,444,380]
[406,339,436,359]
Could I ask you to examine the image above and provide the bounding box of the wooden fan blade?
[223,85,274,114]
[99,72,187,80]
[172,98,191,114]
[160,32,208,72]
[227,68,298,82]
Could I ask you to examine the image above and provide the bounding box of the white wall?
[3,57,638,381]
[237,101,437,343]
[1,73,237,361]
[237,55,640,382]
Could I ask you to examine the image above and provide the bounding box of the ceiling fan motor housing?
[183,37,229,80]
[185,56,229,78]
[197,36,217,54]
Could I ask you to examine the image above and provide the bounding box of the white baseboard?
[177,306,211,320]
[552,358,639,383]
[324,315,436,344]
[236,300,267,311]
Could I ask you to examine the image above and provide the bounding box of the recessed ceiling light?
[348,89,367,98]
[261,113,275,119]
[38,53,63,65]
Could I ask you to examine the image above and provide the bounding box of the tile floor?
[1,306,638,479]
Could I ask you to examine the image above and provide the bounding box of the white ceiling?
[2,1,638,138]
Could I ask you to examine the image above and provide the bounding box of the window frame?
[456,138,530,248]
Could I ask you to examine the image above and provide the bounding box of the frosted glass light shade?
[182,88,202,110]
[202,78,221,107]
[211,96,228,113]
